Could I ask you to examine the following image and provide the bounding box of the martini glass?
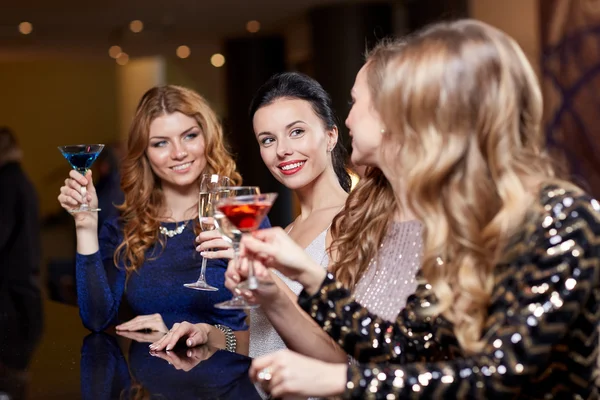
[213,192,277,310]
[58,144,105,213]
[184,174,230,291]
[211,186,259,310]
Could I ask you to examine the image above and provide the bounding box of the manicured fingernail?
[233,275,240,282]
[200,251,207,256]
[149,344,155,349]
[166,344,173,351]
[187,339,193,347]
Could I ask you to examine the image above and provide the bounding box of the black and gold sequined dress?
[299,185,600,399]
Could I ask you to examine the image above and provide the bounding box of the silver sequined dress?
[353,220,422,322]
[248,220,422,357]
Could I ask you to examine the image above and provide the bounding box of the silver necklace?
[159,223,187,237]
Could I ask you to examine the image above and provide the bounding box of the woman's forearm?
[263,281,347,363]
[76,226,100,255]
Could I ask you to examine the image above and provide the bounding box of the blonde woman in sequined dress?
[240,19,600,399]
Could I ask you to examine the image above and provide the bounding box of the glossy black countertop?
[0,302,263,400]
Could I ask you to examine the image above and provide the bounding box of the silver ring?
[257,367,273,381]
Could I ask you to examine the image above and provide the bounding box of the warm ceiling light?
[116,53,130,66]
[176,45,191,59]
[246,20,261,33]
[210,53,225,68]
[108,45,122,59]
[129,20,143,33]
[18,22,33,35]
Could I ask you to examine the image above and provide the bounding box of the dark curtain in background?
[540,0,600,198]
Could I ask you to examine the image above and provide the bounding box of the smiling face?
[345,64,386,168]
[146,111,207,190]
[253,98,337,190]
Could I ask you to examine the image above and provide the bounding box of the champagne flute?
[184,174,230,291]
[212,186,261,310]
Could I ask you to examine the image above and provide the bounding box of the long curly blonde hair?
[373,20,557,353]
[329,167,396,289]
[329,41,406,289]
[115,85,241,277]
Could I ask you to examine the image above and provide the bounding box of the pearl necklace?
[159,223,186,237]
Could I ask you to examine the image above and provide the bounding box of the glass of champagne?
[58,144,104,213]
[184,174,230,291]
[212,186,263,310]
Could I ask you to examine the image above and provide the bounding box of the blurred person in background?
[0,127,43,400]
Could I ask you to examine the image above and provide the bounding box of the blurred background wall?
[1,0,566,222]
[4,1,600,398]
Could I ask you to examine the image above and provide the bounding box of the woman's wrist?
[208,324,237,352]
[317,362,348,397]
[331,363,350,396]
[300,268,327,296]
[263,286,295,318]
[76,228,100,255]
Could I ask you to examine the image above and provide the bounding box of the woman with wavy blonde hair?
[236,19,599,399]
[58,85,252,354]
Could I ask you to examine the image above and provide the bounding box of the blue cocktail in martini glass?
[58,144,105,213]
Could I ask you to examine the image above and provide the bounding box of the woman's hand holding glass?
[195,226,234,260]
[57,170,99,229]
[224,257,280,306]
[184,174,231,291]
[239,227,327,295]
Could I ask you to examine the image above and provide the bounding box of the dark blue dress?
[76,217,270,332]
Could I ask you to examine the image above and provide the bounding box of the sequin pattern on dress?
[298,185,600,399]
